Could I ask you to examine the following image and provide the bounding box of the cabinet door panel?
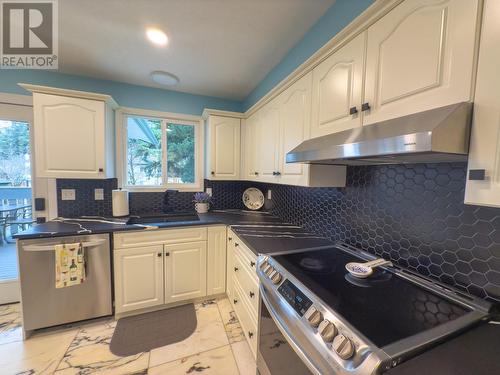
[311,33,365,137]
[164,241,207,304]
[33,93,105,178]
[257,100,280,181]
[242,114,259,180]
[209,116,240,179]
[207,227,226,296]
[114,245,164,314]
[465,0,500,207]
[364,0,479,125]
[279,72,312,184]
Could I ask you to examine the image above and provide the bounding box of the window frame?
[116,107,204,192]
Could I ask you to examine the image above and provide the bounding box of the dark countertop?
[386,321,500,375]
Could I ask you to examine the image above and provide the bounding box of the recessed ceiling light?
[150,71,179,86]
[146,28,168,46]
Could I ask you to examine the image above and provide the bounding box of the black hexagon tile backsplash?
[57,162,500,303]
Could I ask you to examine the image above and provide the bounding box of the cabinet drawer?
[114,227,208,249]
[233,238,257,280]
[233,251,259,316]
[232,275,258,358]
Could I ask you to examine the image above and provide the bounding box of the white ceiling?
[58,0,335,100]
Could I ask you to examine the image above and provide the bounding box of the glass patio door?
[0,102,34,305]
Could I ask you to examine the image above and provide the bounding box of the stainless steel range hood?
[286,102,472,165]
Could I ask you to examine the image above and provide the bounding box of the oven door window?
[259,300,313,375]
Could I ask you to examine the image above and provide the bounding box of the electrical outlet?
[94,188,104,200]
[61,189,76,201]
[205,187,213,196]
[267,189,272,200]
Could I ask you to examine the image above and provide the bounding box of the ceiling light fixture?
[150,71,179,86]
[146,28,168,46]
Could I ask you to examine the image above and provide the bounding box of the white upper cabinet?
[22,85,116,179]
[205,114,241,180]
[465,0,500,207]
[310,33,365,138]
[363,0,479,125]
[256,97,281,182]
[241,114,259,180]
[279,72,312,185]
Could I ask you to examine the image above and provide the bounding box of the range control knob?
[270,270,282,284]
[304,306,323,328]
[332,334,355,360]
[264,266,275,277]
[318,320,337,342]
[259,261,269,271]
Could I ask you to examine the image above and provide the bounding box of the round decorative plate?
[243,188,265,210]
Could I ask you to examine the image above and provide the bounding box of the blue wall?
[0,70,242,116]
[242,0,374,111]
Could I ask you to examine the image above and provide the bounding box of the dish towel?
[55,243,86,288]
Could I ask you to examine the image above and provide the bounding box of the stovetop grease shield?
[272,247,470,347]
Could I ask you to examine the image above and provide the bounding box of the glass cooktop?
[272,247,470,347]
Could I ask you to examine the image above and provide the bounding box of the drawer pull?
[234,267,239,272]
[165,252,170,256]
[157,252,162,257]
[249,291,255,298]
[233,299,238,304]
[235,243,239,247]
[228,237,232,241]
[248,331,254,338]
[250,261,255,267]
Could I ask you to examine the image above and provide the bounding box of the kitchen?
[0,0,499,374]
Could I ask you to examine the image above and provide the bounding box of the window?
[118,109,202,191]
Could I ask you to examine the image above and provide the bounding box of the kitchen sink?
[127,213,200,225]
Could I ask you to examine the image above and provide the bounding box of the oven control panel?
[277,279,313,317]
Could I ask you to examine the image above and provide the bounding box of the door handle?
[248,331,254,338]
[249,291,255,298]
[165,252,170,256]
[233,299,238,304]
[361,102,371,112]
[234,267,239,272]
[23,239,107,252]
[349,106,358,115]
[234,243,239,247]
[250,261,255,267]
[157,252,162,257]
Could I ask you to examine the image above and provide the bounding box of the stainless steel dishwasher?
[17,233,112,334]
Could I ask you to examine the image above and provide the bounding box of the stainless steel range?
[256,243,492,375]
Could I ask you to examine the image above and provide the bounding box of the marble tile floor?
[0,297,257,375]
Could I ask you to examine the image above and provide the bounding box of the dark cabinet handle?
[361,102,371,112]
[254,171,259,175]
[98,168,104,172]
[275,171,281,176]
[234,243,239,247]
[249,291,255,298]
[211,171,215,175]
[349,106,358,115]
[165,252,170,256]
[228,237,232,241]
[233,299,238,304]
[250,261,255,267]
[234,267,239,272]
[157,252,162,257]
[248,331,254,338]
[469,169,486,181]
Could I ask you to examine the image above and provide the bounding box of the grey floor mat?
[110,303,197,356]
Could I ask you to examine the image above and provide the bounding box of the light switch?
[94,188,104,200]
[61,189,76,201]
[205,187,213,196]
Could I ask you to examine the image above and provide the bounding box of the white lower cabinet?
[227,231,259,359]
[114,226,225,315]
[207,226,227,295]
[164,241,207,304]
[114,245,164,314]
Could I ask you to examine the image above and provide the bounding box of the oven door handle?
[260,284,322,375]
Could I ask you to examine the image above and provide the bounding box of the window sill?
[122,186,203,193]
